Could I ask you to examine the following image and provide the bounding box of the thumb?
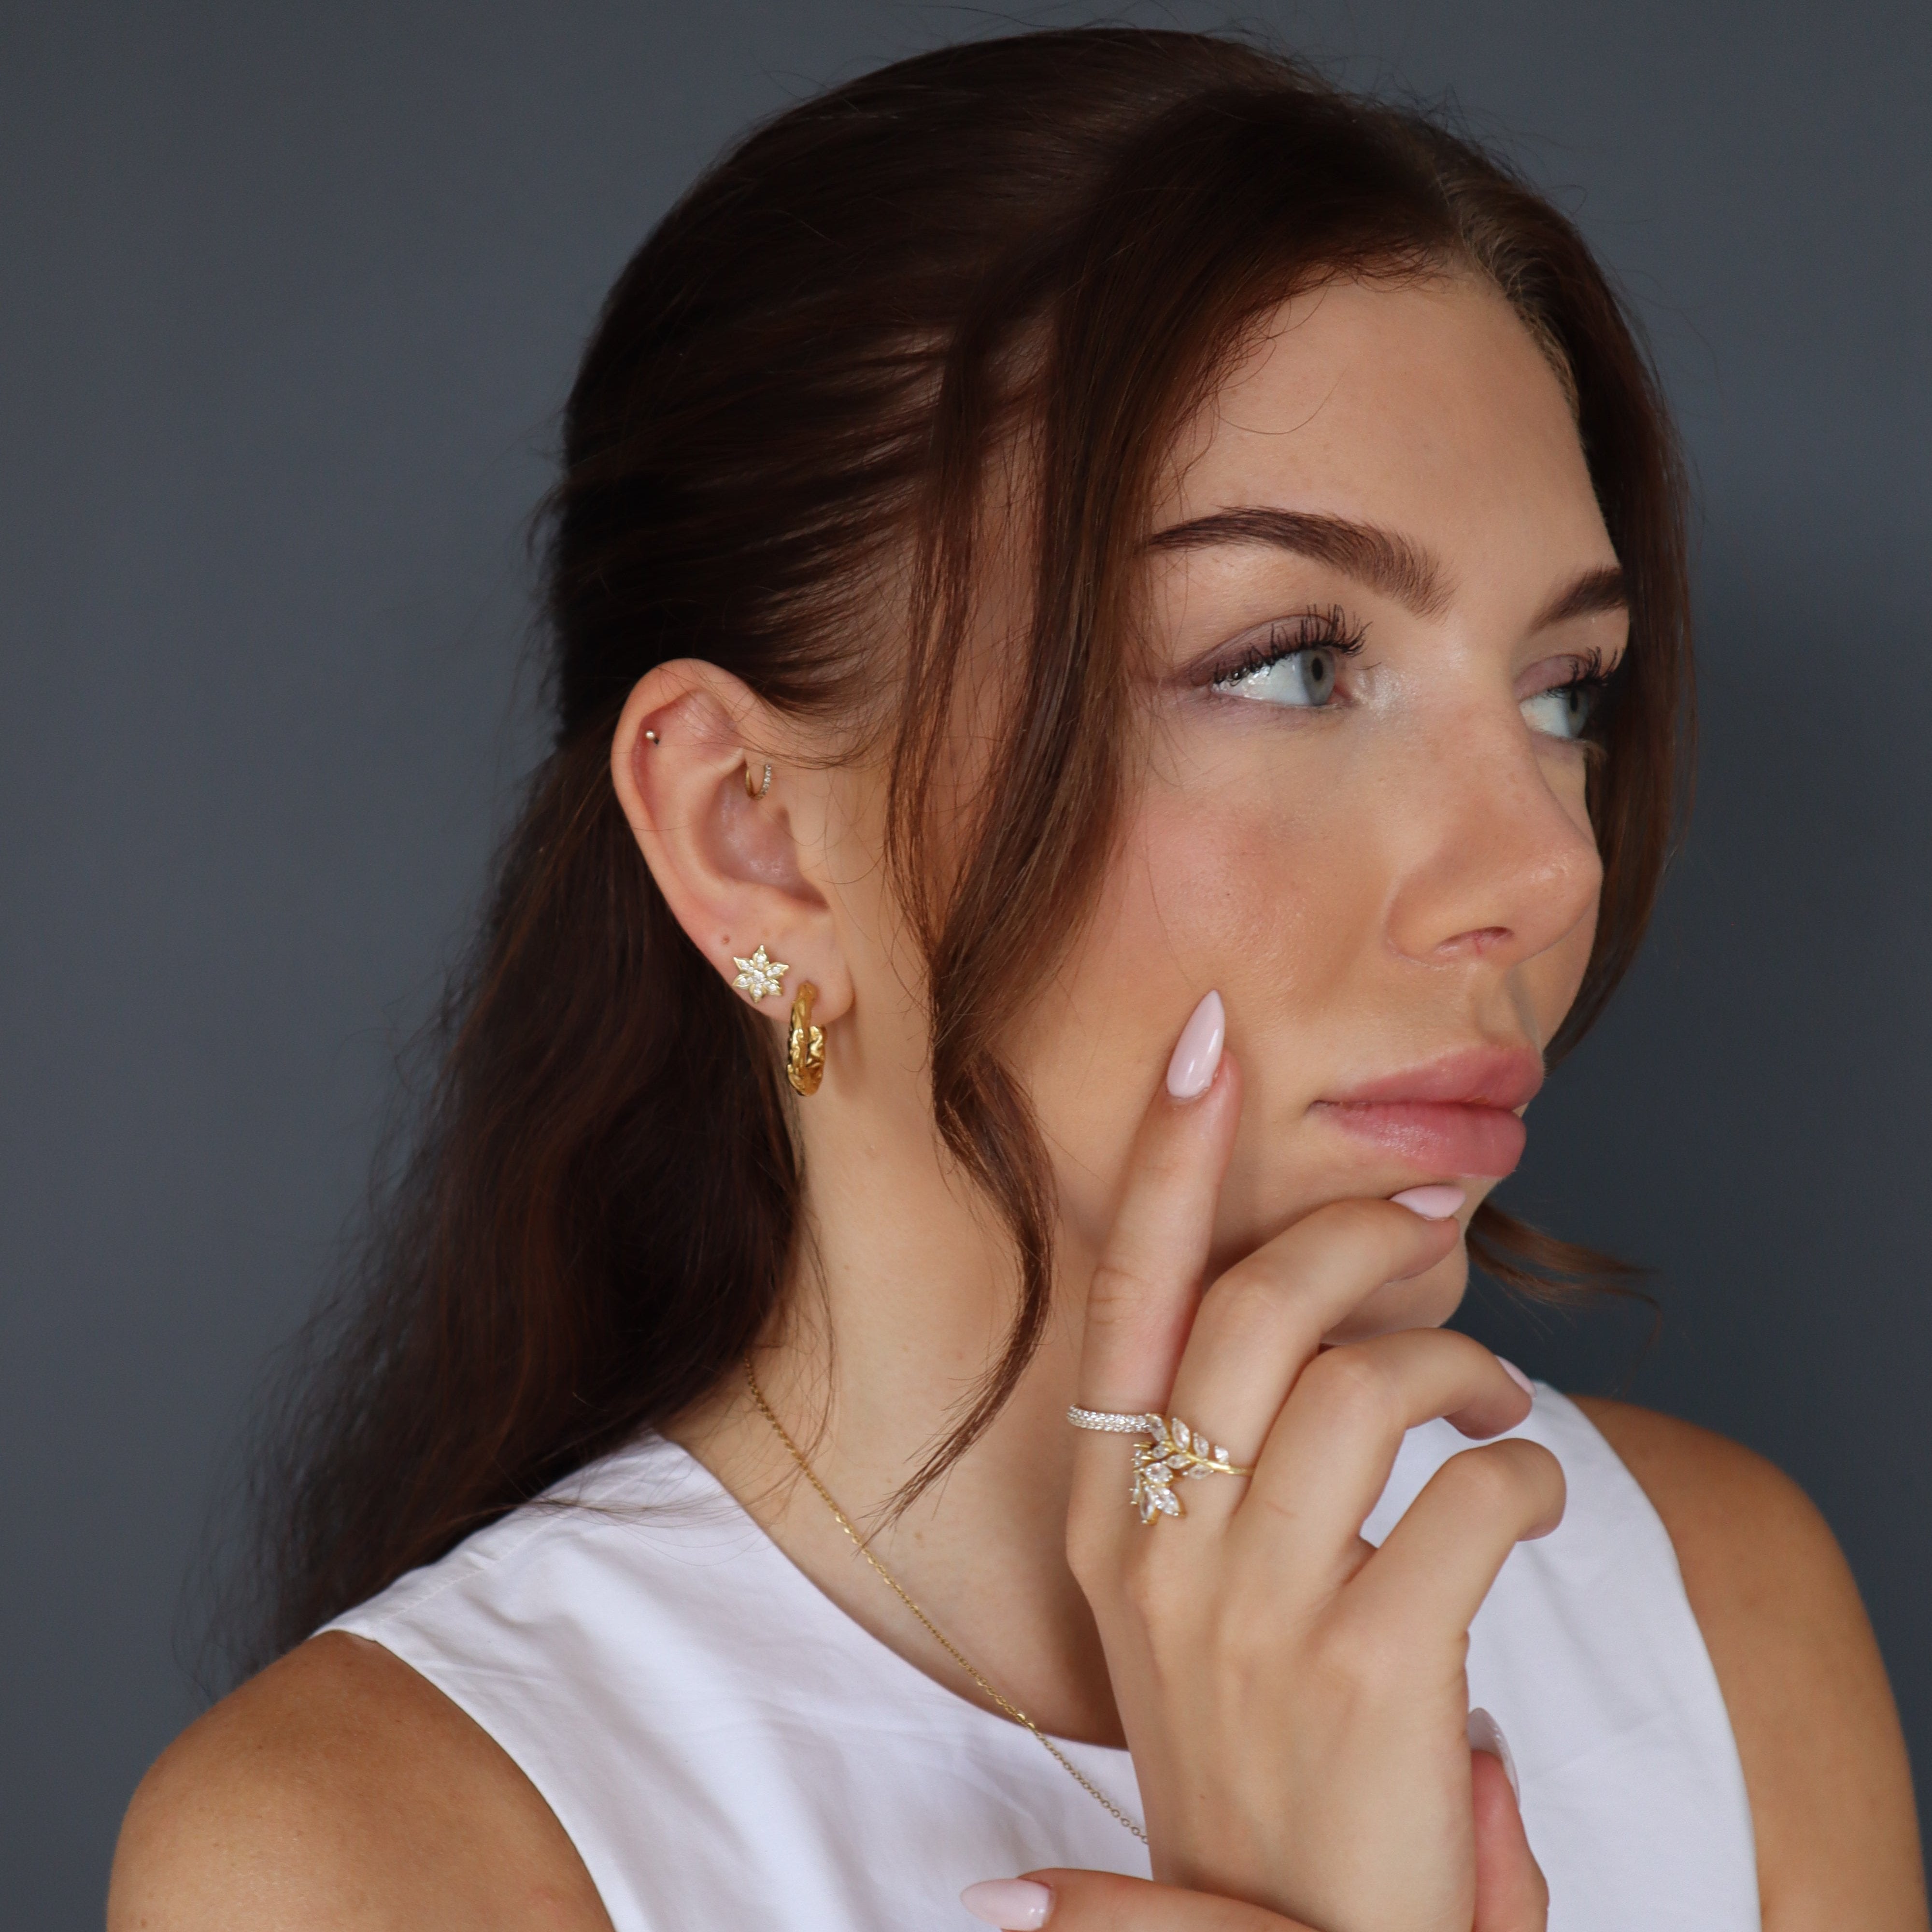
[962,1871,1318,1931]
[1472,1745,1549,1932]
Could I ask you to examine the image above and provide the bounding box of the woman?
[109,28,1923,1932]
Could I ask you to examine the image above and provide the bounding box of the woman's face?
[1012,274,1625,1336]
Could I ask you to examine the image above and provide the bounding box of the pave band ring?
[1066,1406,1252,1522]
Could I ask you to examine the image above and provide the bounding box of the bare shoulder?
[1575,1397,1928,1932]
[1574,1395,1836,1589]
[109,1631,611,1932]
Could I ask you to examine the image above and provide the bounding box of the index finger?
[1074,990,1238,1419]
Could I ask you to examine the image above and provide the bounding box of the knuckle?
[1218,1582,1291,1667]
[1300,1343,1399,1432]
[1202,1259,1289,1343]
[1519,1439,1568,1515]
[1441,1443,1521,1510]
[1313,1612,1406,1694]
[1135,1137,1193,1188]
[1442,1439,1562,1520]
[1496,1435,1564,1492]
[1432,1328,1491,1375]
[1121,1126,1203,1202]
[1064,1515,1111,1585]
[1082,1260,1172,1347]
[1118,1551,1172,1623]
[1308,1194,1415,1252]
[1084,1259,1150,1321]
[1268,1195,1442,1292]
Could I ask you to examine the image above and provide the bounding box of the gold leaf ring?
[1065,1407,1252,1523]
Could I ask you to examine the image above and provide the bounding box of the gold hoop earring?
[786,983,825,1096]
[745,759,772,800]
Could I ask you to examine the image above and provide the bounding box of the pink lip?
[1311,1046,1544,1180]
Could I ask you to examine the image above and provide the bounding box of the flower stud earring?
[732,944,789,1003]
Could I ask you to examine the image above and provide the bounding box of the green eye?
[1218,647,1340,708]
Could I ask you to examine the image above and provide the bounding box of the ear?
[611,661,854,1028]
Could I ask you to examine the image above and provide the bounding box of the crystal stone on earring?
[732,945,789,1002]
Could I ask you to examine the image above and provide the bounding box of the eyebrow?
[1529,564,1627,630]
[1146,508,1452,618]
[1146,507,1629,634]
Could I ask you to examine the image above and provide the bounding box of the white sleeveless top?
[324,1385,1760,1931]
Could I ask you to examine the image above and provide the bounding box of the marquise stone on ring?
[1065,1407,1252,1523]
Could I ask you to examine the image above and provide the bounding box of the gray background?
[3,1,1927,1919]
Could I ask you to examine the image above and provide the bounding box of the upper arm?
[1576,1397,1928,1932]
[109,1632,611,1932]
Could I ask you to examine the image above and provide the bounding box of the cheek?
[1521,758,1601,1042]
[1124,776,1378,1009]
[1522,871,1600,1048]
[1020,773,1379,1249]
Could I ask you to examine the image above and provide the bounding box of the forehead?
[1156,275,1616,589]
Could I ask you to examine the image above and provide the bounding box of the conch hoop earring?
[787,982,826,1096]
[745,759,772,800]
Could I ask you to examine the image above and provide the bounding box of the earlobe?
[611,663,854,1027]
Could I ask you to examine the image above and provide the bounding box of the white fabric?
[324,1385,1760,1930]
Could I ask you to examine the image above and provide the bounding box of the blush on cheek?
[1128,780,1377,1016]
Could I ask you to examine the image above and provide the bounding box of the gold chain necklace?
[741,1357,1147,1844]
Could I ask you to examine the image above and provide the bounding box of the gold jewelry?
[745,758,772,799]
[785,982,825,1095]
[1065,1408,1251,1523]
[743,1357,1146,1844]
[732,944,789,1003]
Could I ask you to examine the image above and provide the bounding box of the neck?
[668,1078,1123,1747]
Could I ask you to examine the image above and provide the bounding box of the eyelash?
[1548,646,1615,729]
[1209,605,1368,689]
[1205,615,1619,740]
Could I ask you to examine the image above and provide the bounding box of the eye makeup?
[1197,604,1368,711]
[1176,593,1624,749]
[1519,644,1615,744]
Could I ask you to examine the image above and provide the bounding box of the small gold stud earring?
[732,944,788,1002]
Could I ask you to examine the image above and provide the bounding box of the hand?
[1063,1005,1565,1931]
[963,1747,1547,1929]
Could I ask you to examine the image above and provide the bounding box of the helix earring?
[744,759,771,800]
[731,944,789,1003]
[786,983,825,1096]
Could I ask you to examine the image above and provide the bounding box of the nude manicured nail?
[961,1878,1054,1928]
[1496,1357,1535,1400]
[1165,990,1226,1100]
[1467,1707,1521,1802]
[1389,1184,1466,1220]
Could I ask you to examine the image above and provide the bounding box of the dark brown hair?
[243,27,1690,1664]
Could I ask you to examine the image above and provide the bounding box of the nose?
[1381,702,1604,974]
